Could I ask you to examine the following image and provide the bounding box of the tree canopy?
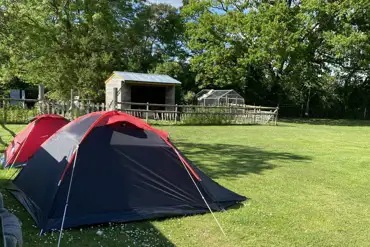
[1,0,370,118]
[0,0,185,100]
[182,0,370,117]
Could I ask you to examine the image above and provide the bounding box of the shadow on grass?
[280,118,370,127]
[62,220,176,247]
[0,135,9,152]
[0,123,16,137]
[0,142,6,153]
[176,142,311,179]
[0,123,16,153]
[0,176,175,247]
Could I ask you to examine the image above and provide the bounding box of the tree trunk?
[364,107,367,119]
[305,87,311,117]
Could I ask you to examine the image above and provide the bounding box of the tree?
[321,0,370,115]
[0,1,186,101]
[182,0,370,118]
[121,3,187,73]
[182,0,308,104]
[0,0,139,99]
[152,61,197,103]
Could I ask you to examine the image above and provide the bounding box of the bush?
[0,104,38,124]
[182,108,234,125]
[183,91,196,105]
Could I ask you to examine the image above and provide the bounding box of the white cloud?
[148,0,183,8]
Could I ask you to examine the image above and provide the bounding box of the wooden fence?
[116,102,278,125]
[0,99,107,124]
[0,85,278,125]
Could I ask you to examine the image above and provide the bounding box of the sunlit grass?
[1,121,370,246]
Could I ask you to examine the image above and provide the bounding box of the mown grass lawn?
[0,120,370,246]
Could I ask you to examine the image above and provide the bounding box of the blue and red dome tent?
[9,111,246,232]
[1,114,69,168]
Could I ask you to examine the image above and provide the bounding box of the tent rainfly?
[9,111,246,233]
[1,114,69,168]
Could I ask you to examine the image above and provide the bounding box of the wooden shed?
[105,71,181,110]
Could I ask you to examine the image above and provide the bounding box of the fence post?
[70,89,74,120]
[61,102,65,117]
[3,100,7,124]
[253,104,256,124]
[146,102,149,122]
[274,107,279,126]
[112,87,118,110]
[21,90,26,109]
[175,104,178,123]
[80,100,85,116]
[259,107,262,124]
[364,107,367,119]
[38,85,45,114]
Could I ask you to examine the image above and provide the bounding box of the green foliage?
[182,0,370,117]
[2,122,370,246]
[0,1,185,100]
[182,113,232,125]
[182,108,234,125]
[153,62,184,78]
[183,91,196,104]
[0,104,37,124]
[153,61,197,102]
[1,0,370,119]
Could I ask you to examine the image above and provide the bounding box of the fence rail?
[116,101,278,125]
[0,98,107,124]
[118,101,278,110]
[0,85,278,125]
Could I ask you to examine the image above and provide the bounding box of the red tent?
[1,114,69,168]
[10,111,246,232]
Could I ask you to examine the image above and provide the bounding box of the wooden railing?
[116,102,278,125]
[0,84,278,125]
[0,99,277,125]
[0,98,108,124]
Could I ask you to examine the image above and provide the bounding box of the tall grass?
[0,105,38,124]
[182,108,235,125]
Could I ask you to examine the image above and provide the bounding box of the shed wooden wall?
[105,74,122,107]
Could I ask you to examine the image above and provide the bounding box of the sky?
[148,0,183,8]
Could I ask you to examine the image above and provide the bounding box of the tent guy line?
[4,110,246,245]
[57,144,79,247]
[178,150,227,237]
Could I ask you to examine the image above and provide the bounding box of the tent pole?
[177,154,227,237]
[57,145,79,247]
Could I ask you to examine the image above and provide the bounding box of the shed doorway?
[131,85,166,110]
